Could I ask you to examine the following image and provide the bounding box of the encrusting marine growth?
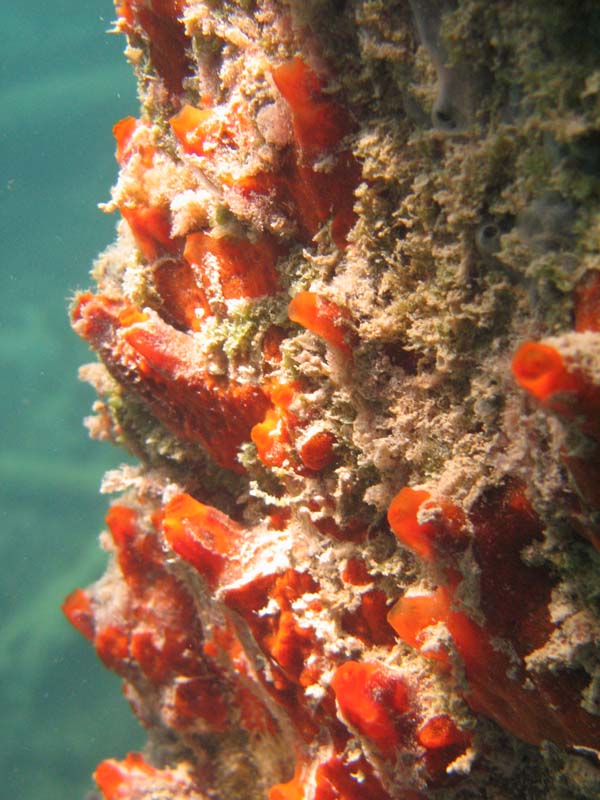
[64,1,600,798]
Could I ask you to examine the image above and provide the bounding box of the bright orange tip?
[113,116,137,164]
[416,714,469,749]
[120,205,178,261]
[170,105,215,156]
[162,493,242,586]
[251,408,290,468]
[117,307,150,328]
[94,753,155,800]
[387,487,435,559]
[268,381,297,409]
[114,2,134,25]
[386,588,451,664]
[61,588,95,641]
[183,232,280,301]
[331,661,410,755]
[271,57,350,160]
[288,291,353,354]
[511,341,577,403]
[94,759,126,800]
[268,764,305,800]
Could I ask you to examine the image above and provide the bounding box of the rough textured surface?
[65,1,600,798]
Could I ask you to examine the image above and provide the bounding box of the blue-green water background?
[1,3,146,797]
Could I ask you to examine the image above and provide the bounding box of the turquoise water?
[1,3,145,797]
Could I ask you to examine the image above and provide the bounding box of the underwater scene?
[5,1,600,799]
[1,2,143,798]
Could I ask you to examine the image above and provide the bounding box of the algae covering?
[66,2,600,798]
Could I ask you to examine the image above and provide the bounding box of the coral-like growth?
[94,752,202,799]
[66,1,600,799]
[387,482,600,749]
[72,294,270,472]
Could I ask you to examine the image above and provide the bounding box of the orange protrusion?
[387,487,436,560]
[117,307,150,327]
[70,291,96,325]
[72,293,271,472]
[94,753,154,800]
[106,504,163,586]
[575,270,600,332]
[113,116,138,164]
[283,163,336,240]
[288,292,354,354]
[251,381,300,469]
[271,58,350,162]
[417,715,473,782]
[113,117,155,167]
[184,232,280,302]
[269,763,305,800]
[289,154,361,247]
[298,430,336,471]
[268,609,316,679]
[94,759,126,800]
[170,105,216,156]
[61,588,95,641]
[265,571,320,683]
[387,491,588,748]
[269,381,298,410]
[514,341,600,439]
[417,715,469,749]
[95,752,188,800]
[251,407,292,468]
[106,504,138,543]
[115,2,135,24]
[153,258,211,330]
[235,156,359,248]
[230,171,282,207]
[227,61,360,247]
[331,661,411,755]
[386,588,452,665]
[224,570,322,737]
[512,341,579,405]
[122,318,197,376]
[120,205,181,261]
[162,493,242,587]
[388,582,484,671]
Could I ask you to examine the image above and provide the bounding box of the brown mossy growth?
[67,2,600,799]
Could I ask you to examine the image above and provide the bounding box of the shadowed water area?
[1,3,145,797]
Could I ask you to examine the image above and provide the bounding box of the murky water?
[1,3,145,797]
